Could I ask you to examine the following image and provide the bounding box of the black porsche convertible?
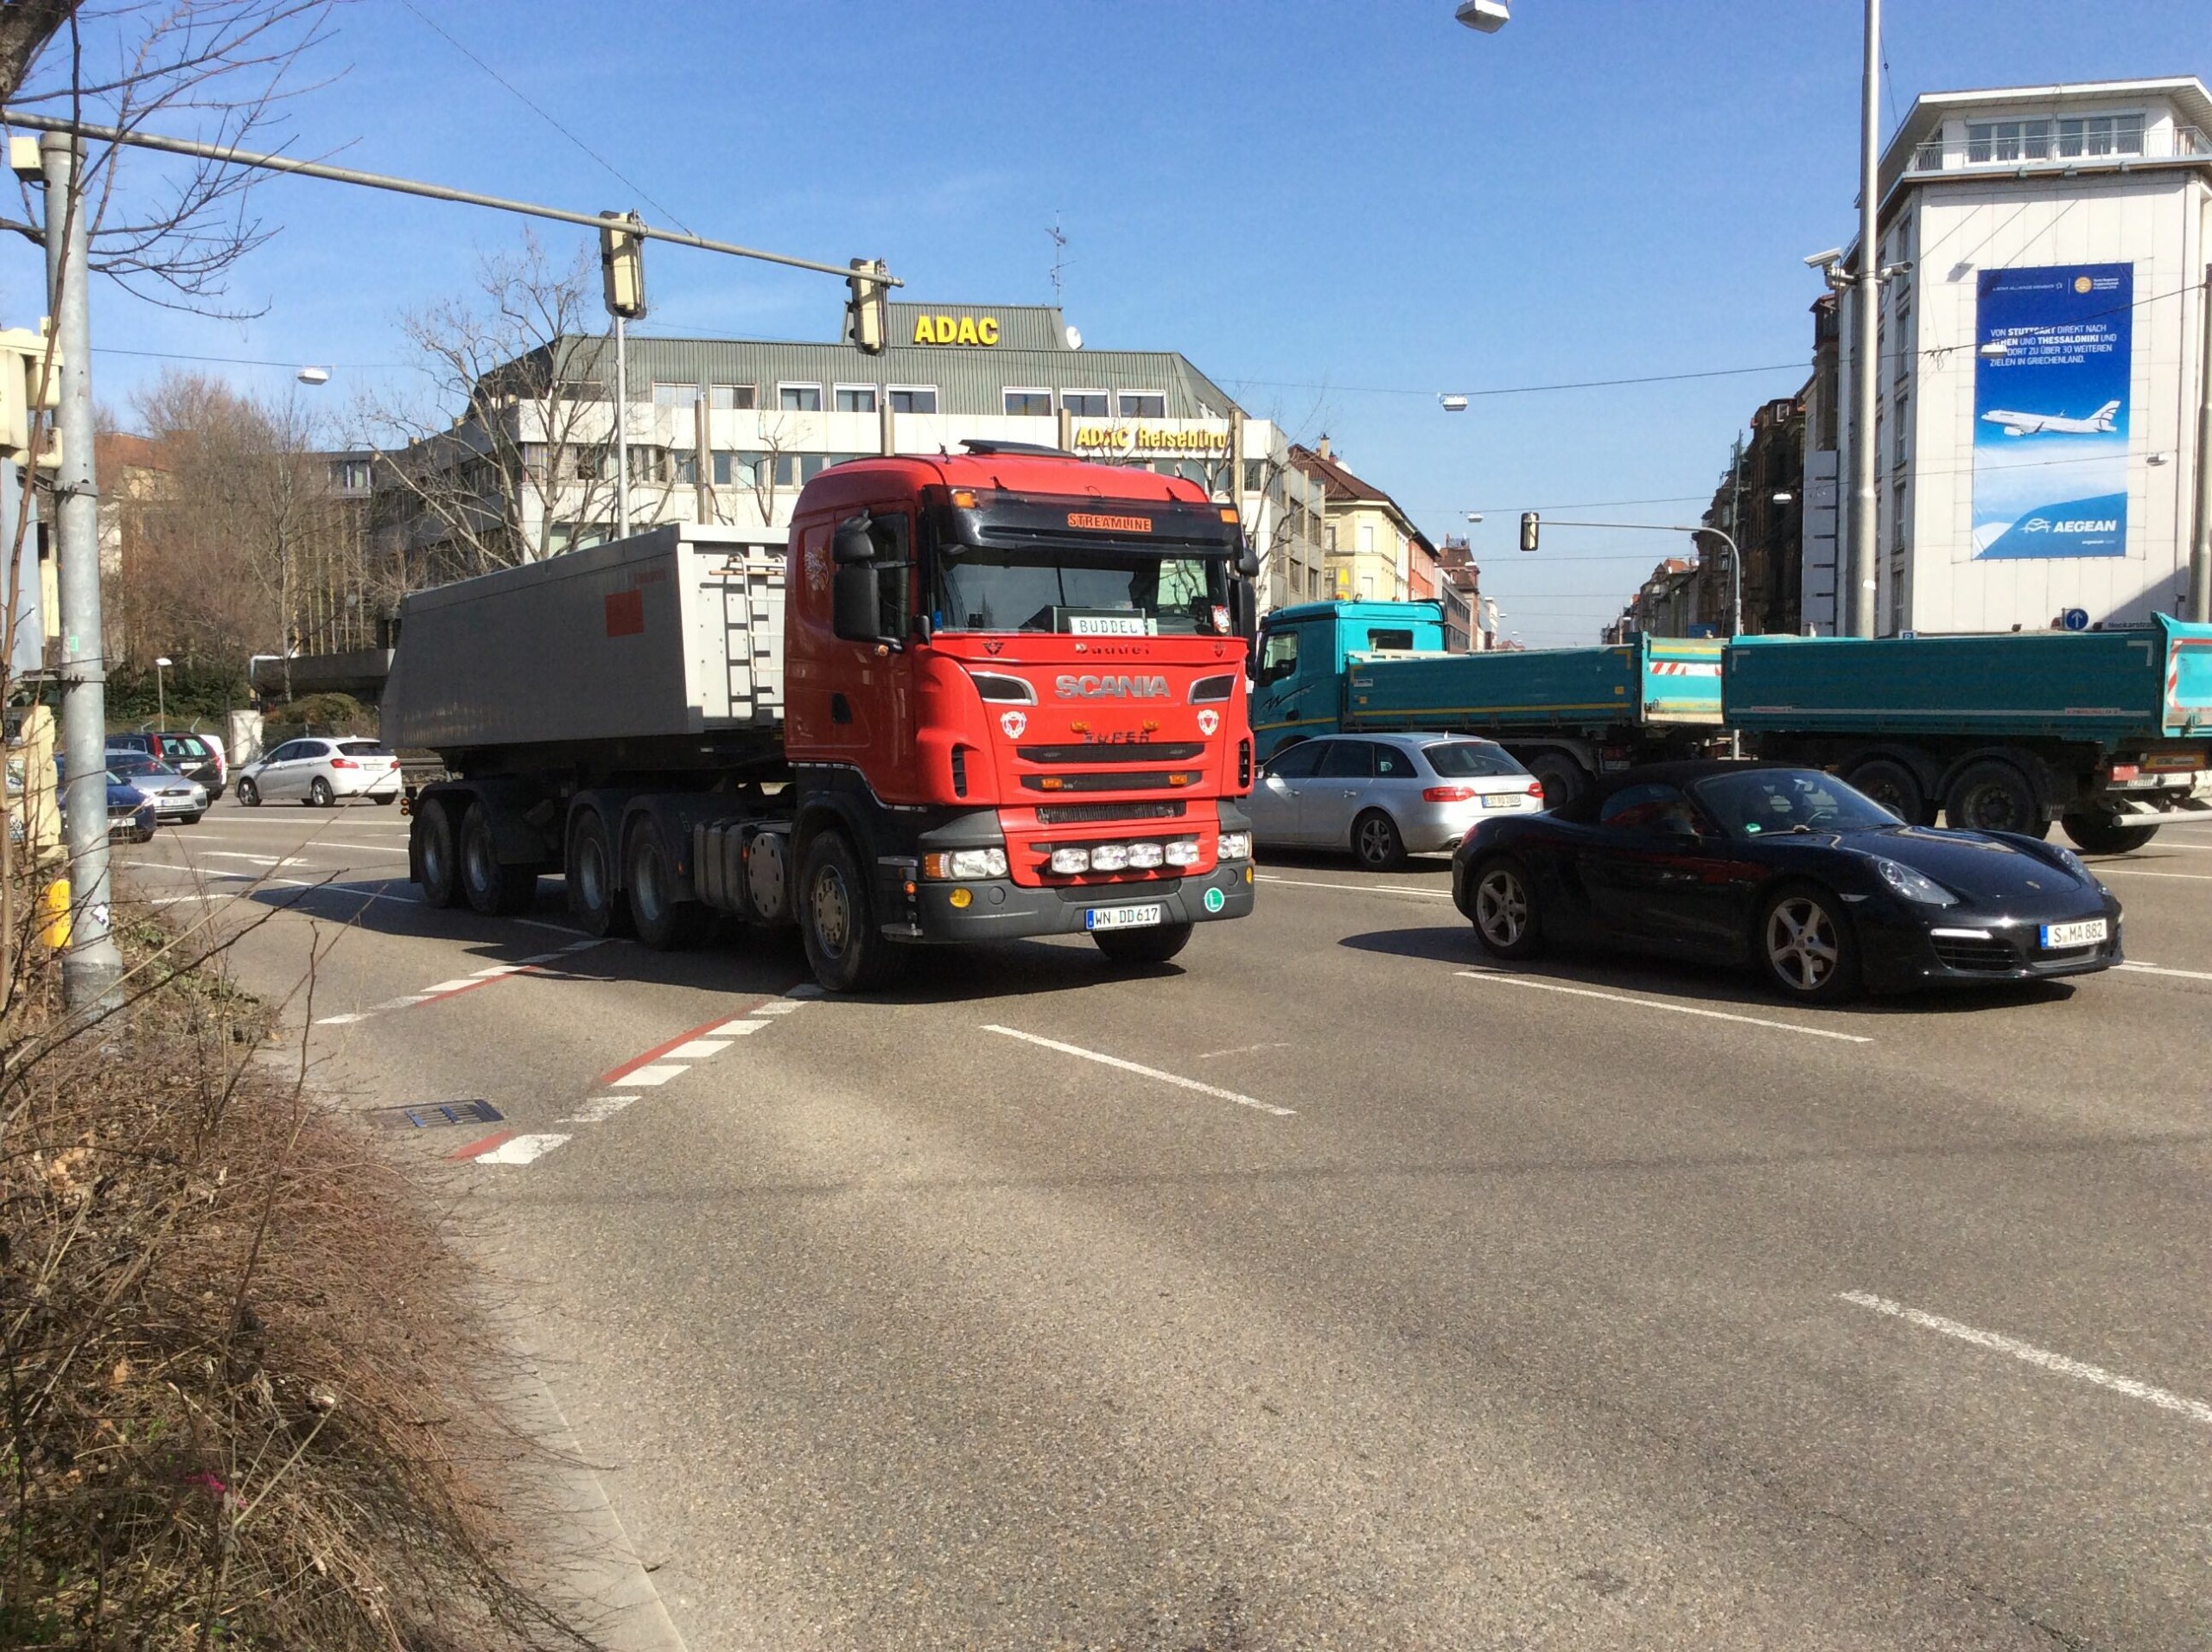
[1451,761,2122,1001]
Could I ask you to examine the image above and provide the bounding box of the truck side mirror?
[832,563,882,642]
[1228,578,1256,642]
[832,517,875,565]
[1236,545,1260,581]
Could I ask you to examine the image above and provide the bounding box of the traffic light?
[598,211,646,321]
[1519,511,1539,552]
[0,321,61,468]
[846,257,888,355]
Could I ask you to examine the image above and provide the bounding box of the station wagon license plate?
[1086,904,1162,931]
[2038,918,2107,950]
[1479,793,1522,809]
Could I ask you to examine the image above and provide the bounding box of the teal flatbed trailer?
[1725,615,2212,851]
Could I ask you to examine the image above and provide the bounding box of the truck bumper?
[901,861,1255,943]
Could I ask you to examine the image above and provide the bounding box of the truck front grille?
[1015,742,1205,764]
[1020,772,1195,793]
[1036,802,1185,825]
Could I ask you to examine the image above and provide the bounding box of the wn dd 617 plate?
[1085,903,1163,931]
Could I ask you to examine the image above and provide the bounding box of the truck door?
[1251,620,1333,755]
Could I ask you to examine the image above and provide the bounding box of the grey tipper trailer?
[381,523,788,761]
[381,523,793,947]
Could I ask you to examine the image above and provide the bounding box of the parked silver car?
[235,737,402,807]
[99,751,207,823]
[1247,732,1545,869]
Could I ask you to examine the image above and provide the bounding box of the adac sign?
[911,313,1001,346]
[1071,423,1230,457]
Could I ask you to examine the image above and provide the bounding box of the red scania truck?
[380,443,1261,990]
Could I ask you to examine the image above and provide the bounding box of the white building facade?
[1808,77,2212,635]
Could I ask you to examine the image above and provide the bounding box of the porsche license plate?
[1086,904,1162,931]
[2038,918,2107,950]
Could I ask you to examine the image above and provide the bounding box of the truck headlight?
[1214,831,1252,862]
[1164,838,1201,867]
[1126,842,1165,868]
[1090,844,1130,872]
[1048,847,1090,874]
[922,848,1007,880]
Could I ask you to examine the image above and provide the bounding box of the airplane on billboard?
[1980,399,2121,437]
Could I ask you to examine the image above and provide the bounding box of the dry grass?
[0,895,604,1649]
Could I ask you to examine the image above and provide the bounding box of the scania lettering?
[382,443,1262,991]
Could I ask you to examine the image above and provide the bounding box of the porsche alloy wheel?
[1470,858,1542,960]
[1758,886,1859,1002]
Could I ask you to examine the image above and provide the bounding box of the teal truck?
[1249,600,1724,806]
[1724,616,2212,851]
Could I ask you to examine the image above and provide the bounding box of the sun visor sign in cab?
[929,490,1252,560]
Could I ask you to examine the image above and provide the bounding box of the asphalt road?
[118,797,2212,1649]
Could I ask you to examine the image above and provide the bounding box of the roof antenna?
[1048,216,1070,306]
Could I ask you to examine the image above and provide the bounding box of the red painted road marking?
[598,1013,753,1087]
[448,1129,517,1160]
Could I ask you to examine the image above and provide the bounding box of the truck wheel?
[566,810,632,937]
[1093,920,1192,966]
[1351,810,1408,872]
[799,831,907,992]
[626,816,710,950]
[461,802,537,916]
[1846,757,1927,825]
[2062,810,2159,855]
[414,799,461,908]
[1944,760,2047,838]
[1527,752,1586,812]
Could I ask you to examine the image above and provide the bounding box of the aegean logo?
[2022,518,2050,533]
[2050,518,2118,533]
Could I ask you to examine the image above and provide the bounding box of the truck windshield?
[933,541,1229,635]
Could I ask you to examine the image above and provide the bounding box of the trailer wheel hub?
[811,866,851,956]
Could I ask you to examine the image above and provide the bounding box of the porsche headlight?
[1872,857,1957,906]
[2047,844,2093,883]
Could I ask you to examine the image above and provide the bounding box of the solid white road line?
[1455,969,1874,1044]
[314,1012,369,1025]
[2095,867,2212,882]
[423,979,482,994]
[474,1133,571,1166]
[1258,873,1452,899]
[1840,1291,2212,1426]
[2115,961,2212,982]
[981,1025,1295,1117]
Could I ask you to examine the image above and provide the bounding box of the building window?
[778,384,822,412]
[835,385,877,414]
[334,459,371,492]
[652,382,702,408]
[1116,390,1166,418]
[568,445,610,482]
[1002,388,1052,416]
[1358,522,1376,555]
[712,451,761,486]
[2057,113,2145,157]
[772,453,835,488]
[628,446,670,483]
[709,384,756,410]
[887,386,937,415]
[1062,390,1109,417]
[1242,459,1266,493]
[1967,118,2057,162]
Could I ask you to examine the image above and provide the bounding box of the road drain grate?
[395,1100,504,1130]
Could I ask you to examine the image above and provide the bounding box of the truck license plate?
[1086,904,1162,931]
[2038,918,2107,950]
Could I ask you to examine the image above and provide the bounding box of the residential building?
[1287,439,1439,603]
[1812,75,2212,635]
[1695,394,1807,636]
[372,301,1327,616]
[1434,535,1492,651]
[1605,557,1701,641]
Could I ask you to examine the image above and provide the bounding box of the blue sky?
[14,0,2205,643]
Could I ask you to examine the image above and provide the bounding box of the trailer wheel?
[1526,751,1587,812]
[461,802,537,916]
[626,816,710,950]
[414,799,461,908]
[1845,757,1927,825]
[799,830,906,993]
[565,810,632,937]
[1944,759,2047,838]
[2062,809,2159,855]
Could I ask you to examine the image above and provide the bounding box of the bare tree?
[744,411,813,526]
[359,232,632,578]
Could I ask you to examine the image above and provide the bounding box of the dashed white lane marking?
[2094,867,2212,882]
[1198,1040,1292,1060]
[616,1064,688,1088]
[200,851,295,867]
[315,937,610,1023]
[711,1019,768,1036]
[751,1001,803,1015]
[559,1096,637,1124]
[423,978,482,994]
[315,1012,369,1025]
[664,1039,731,1060]
[1840,1291,2212,1426]
[471,1133,571,1166]
[981,1024,1295,1117]
[1455,969,1873,1044]
[1259,873,1452,899]
[2115,961,2212,982]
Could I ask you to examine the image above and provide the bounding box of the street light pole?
[154,656,171,731]
[1848,0,1882,638]
[40,131,121,1010]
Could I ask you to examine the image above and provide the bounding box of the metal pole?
[1848,0,1882,638]
[2190,262,2212,623]
[613,312,630,538]
[41,132,120,1009]
[1,110,897,288]
[155,664,164,730]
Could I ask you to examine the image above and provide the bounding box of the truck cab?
[1251,600,1445,759]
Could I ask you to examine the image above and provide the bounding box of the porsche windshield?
[1693,769,1900,840]
[931,539,1230,636]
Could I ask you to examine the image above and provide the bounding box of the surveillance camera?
[1803,248,1845,269]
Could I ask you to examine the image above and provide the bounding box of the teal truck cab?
[1250,600,1723,807]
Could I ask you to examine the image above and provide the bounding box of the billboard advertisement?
[1971,262,2131,559]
